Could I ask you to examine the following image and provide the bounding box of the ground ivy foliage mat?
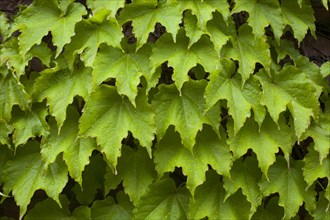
[0,0,329,219]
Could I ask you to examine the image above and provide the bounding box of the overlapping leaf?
[87,0,125,18]
[79,85,154,166]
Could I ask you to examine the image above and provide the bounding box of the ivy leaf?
[0,12,10,40]
[41,106,95,184]
[259,156,317,219]
[0,39,52,77]
[104,165,122,196]
[178,0,229,30]
[33,61,93,131]
[91,192,134,220]
[232,0,283,41]
[2,141,68,219]
[223,24,270,85]
[79,85,154,166]
[183,11,204,47]
[13,0,86,57]
[257,65,320,139]
[133,177,190,220]
[303,146,330,188]
[189,170,250,220]
[25,195,91,220]
[206,11,235,53]
[64,9,122,69]
[118,0,181,49]
[281,0,315,43]
[151,29,219,91]
[86,0,125,18]
[312,192,330,220]
[0,120,12,145]
[320,61,330,78]
[205,58,266,133]
[155,125,231,195]
[228,115,294,177]
[92,43,152,105]
[117,146,157,205]
[10,104,49,148]
[301,112,330,163]
[0,74,30,122]
[251,197,284,220]
[0,145,13,184]
[152,80,220,150]
[223,156,262,216]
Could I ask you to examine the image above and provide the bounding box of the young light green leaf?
[281,0,315,44]
[2,141,68,219]
[92,192,134,220]
[303,146,330,188]
[41,106,95,184]
[117,146,157,205]
[301,112,330,163]
[223,156,262,216]
[151,29,219,91]
[259,156,317,220]
[252,197,284,220]
[232,0,283,41]
[320,61,330,78]
[228,115,294,177]
[223,24,270,85]
[183,11,204,47]
[33,62,93,131]
[155,125,231,195]
[13,0,86,57]
[133,177,190,220]
[178,0,229,30]
[0,74,30,122]
[152,80,220,150]
[189,170,250,220]
[205,58,266,133]
[92,43,152,105]
[86,0,125,18]
[257,65,320,139]
[79,86,154,166]
[118,0,181,49]
[10,104,49,148]
[64,9,122,69]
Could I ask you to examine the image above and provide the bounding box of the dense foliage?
[0,0,329,219]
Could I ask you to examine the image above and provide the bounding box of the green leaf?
[0,120,12,145]
[64,9,122,68]
[151,29,219,91]
[152,80,220,150]
[41,106,95,184]
[281,0,315,43]
[0,74,30,122]
[205,58,266,133]
[86,0,125,18]
[133,177,190,220]
[0,145,13,184]
[320,61,330,78]
[183,11,204,47]
[257,65,320,138]
[259,156,316,220]
[232,0,283,41]
[0,12,10,40]
[223,24,270,85]
[303,146,330,188]
[312,192,330,220]
[228,115,294,176]
[117,146,156,205]
[302,112,330,163]
[92,43,152,105]
[206,11,235,53]
[118,0,181,49]
[252,197,284,220]
[91,192,134,220]
[0,39,52,77]
[223,156,262,216]
[178,0,229,30]
[189,170,250,220]
[2,141,68,218]
[73,155,106,205]
[79,85,154,166]
[10,104,49,148]
[104,165,122,196]
[155,125,231,195]
[33,61,93,130]
[13,0,86,57]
